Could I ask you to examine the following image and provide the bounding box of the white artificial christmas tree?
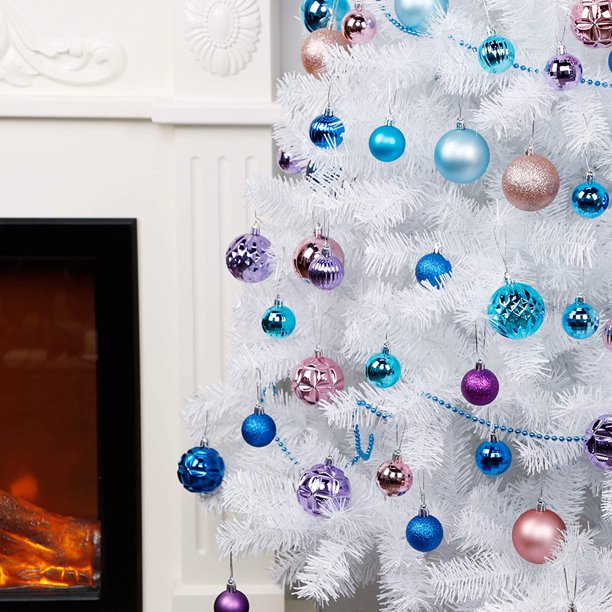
[182,0,612,609]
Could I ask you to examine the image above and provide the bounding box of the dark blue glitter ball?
[177,446,225,493]
[415,251,452,289]
[241,412,277,447]
[406,513,444,552]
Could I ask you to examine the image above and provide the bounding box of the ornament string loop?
[563,566,578,611]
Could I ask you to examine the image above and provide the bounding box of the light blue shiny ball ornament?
[571,173,609,219]
[406,508,444,552]
[415,249,452,289]
[434,120,490,184]
[562,295,599,340]
[310,111,345,149]
[241,409,277,447]
[475,435,512,476]
[365,344,402,388]
[478,33,516,74]
[369,123,406,162]
[488,279,545,339]
[261,297,296,338]
[301,0,350,32]
[394,0,448,33]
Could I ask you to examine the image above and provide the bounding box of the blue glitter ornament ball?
[571,173,609,219]
[488,279,545,339]
[369,123,406,162]
[415,250,452,289]
[365,343,402,388]
[406,509,444,552]
[434,121,490,184]
[475,435,512,476]
[562,296,599,340]
[478,33,516,74]
[177,443,225,493]
[241,409,277,448]
[301,0,350,32]
[310,111,345,149]
[394,0,448,33]
[261,297,296,338]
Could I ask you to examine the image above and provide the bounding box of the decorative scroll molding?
[185,0,261,77]
[0,1,126,87]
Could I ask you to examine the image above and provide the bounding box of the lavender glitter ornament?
[544,45,583,91]
[584,414,612,470]
[461,359,500,406]
[308,242,345,290]
[296,457,351,516]
[225,223,272,283]
[603,320,612,350]
[277,149,305,175]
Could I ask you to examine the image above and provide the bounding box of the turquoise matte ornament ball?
[369,123,406,162]
[310,112,345,149]
[241,410,277,447]
[475,435,512,476]
[394,0,448,33]
[301,0,350,32]
[562,296,599,340]
[488,279,545,339]
[365,344,402,388]
[478,33,516,74]
[261,297,296,338]
[434,122,490,184]
[571,174,609,219]
[406,509,444,552]
[415,250,452,289]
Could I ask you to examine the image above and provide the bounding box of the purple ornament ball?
[308,244,345,290]
[461,360,499,406]
[544,49,583,91]
[603,320,612,350]
[297,458,351,517]
[214,588,250,612]
[225,226,272,283]
[584,414,612,471]
[277,149,305,175]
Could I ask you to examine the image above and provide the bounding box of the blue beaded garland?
[241,411,277,447]
[177,445,225,493]
[310,112,345,149]
[369,123,406,162]
[562,296,599,340]
[571,175,609,219]
[261,299,296,338]
[365,345,402,388]
[406,512,444,552]
[475,437,512,476]
[478,33,516,74]
[434,123,490,184]
[301,0,350,32]
[415,250,452,289]
[488,280,545,339]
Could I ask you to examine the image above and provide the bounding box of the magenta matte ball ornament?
[296,457,351,517]
[214,585,250,612]
[461,360,500,406]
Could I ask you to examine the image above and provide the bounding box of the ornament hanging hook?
[563,566,578,610]
[419,471,427,507]
[493,226,509,276]
[482,0,493,32]
[255,368,264,404]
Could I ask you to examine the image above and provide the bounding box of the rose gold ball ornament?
[512,498,566,564]
[342,2,377,44]
[301,27,351,78]
[292,348,345,405]
[376,449,413,497]
[571,0,612,48]
[502,145,560,211]
[293,225,345,281]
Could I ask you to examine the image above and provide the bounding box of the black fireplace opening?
[0,220,141,611]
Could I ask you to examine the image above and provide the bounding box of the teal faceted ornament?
[261,295,296,338]
[310,108,345,149]
[365,342,402,388]
[301,0,350,32]
[369,121,406,162]
[571,171,609,219]
[488,277,545,339]
[478,32,516,74]
[394,0,448,34]
[562,295,599,340]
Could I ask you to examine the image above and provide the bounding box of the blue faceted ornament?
[488,279,545,339]
[406,508,444,552]
[478,33,516,74]
[369,123,406,162]
[562,295,599,340]
[609,50,612,73]
[301,0,350,32]
[434,121,490,184]
[365,343,402,388]
[310,111,345,149]
[571,174,609,219]
[241,409,277,448]
[415,249,452,289]
[394,0,448,34]
[261,297,296,338]
[475,435,512,476]
[177,443,225,493]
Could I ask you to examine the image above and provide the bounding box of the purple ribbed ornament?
[277,149,305,175]
[225,223,272,283]
[296,457,351,517]
[544,46,583,91]
[584,414,612,471]
[308,243,345,290]
[603,320,612,350]
[461,360,499,406]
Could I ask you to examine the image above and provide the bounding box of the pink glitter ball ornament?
[292,349,345,405]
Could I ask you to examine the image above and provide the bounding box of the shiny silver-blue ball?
[310,113,345,149]
[415,251,452,289]
[405,514,444,552]
[475,439,512,476]
[177,446,225,493]
[365,351,402,388]
[369,124,406,162]
[478,34,516,74]
[394,0,448,33]
[261,304,296,338]
[571,180,609,219]
[434,128,490,183]
[562,297,599,340]
[241,412,277,447]
[488,281,545,339]
[301,0,350,32]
